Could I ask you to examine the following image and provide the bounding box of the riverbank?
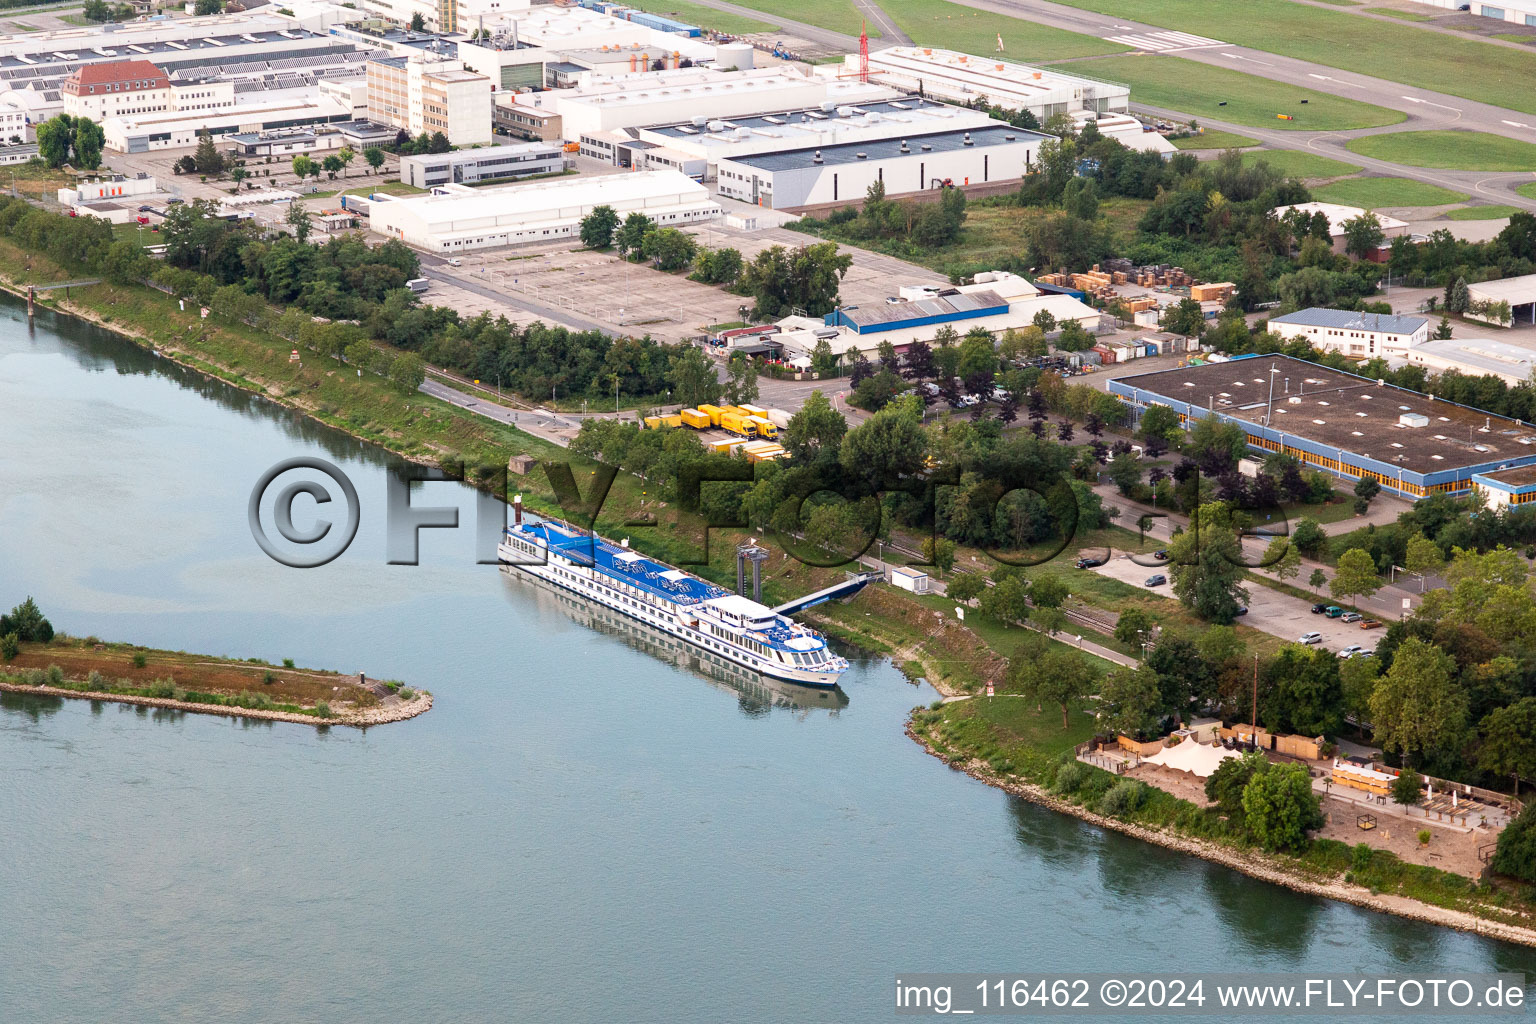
[908,703,1536,948]
[2,638,431,728]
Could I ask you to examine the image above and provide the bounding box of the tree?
[839,402,927,489]
[285,203,313,243]
[193,0,221,13]
[35,114,72,168]
[1494,804,1536,883]
[428,132,451,155]
[947,572,984,604]
[1308,568,1328,595]
[1369,636,1467,767]
[1353,475,1380,514]
[1242,762,1323,852]
[1341,212,1384,260]
[723,355,758,405]
[579,204,619,249]
[615,212,654,258]
[1330,548,1379,605]
[691,246,743,285]
[1010,646,1095,729]
[740,242,852,319]
[194,131,225,176]
[322,155,343,180]
[72,118,104,170]
[337,146,355,177]
[1106,451,1142,495]
[230,167,249,190]
[1205,750,1267,818]
[1291,517,1326,558]
[1031,308,1056,335]
[1433,315,1453,340]
[978,573,1031,625]
[666,345,721,409]
[1446,276,1471,314]
[1479,698,1536,796]
[920,536,956,577]
[640,227,697,271]
[0,597,53,643]
[292,155,317,182]
[809,337,839,376]
[1404,535,1442,581]
[782,390,846,463]
[1029,574,1069,610]
[358,148,384,176]
[0,632,16,662]
[1097,665,1161,738]
[410,10,425,29]
[1391,768,1424,807]
[387,352,425,394]
[1160,297,1206,338]
[1263,535,1301,584]
[1168,501,1249,624]
[1138,404,1182,448]
[1113,607,1155,650]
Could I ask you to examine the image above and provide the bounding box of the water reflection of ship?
[503,567,849,714]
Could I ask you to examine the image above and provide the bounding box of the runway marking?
[1221,51,1275,66]
[1503,119,1531,129]
[1106,30,1223,51]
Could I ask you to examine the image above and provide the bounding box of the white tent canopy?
[1142,737,1240,778]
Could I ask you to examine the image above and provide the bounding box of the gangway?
[772,571,881,616]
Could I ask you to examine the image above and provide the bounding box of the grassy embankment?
[1055,0,1536,115]
[616,0,779,34]
[1240,150,1362,181]
[1312,176,1470,207]
[1445,205,1522,221]
[0,636,418,724]
[1173,131,1260,151]
[1072,55,1405,132]
[912,698,1536,933]
[1345,130,1536,172]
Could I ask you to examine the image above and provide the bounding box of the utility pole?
[1252,653,1259,749]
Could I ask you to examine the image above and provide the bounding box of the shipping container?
[661,413,683,428]
[680,408,711,429]
[696,403,725,426]
[708,438,742,454]
[643,416,663,430]
[738,404,768,417]
[766,408,793,429]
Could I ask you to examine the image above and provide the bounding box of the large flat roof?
[1270,307,1427,335]
[1469,272,1536,306]
[645,94,980,144]
[374,168,712,227]
[722,123,1044,172]
[1111,354,1536,476]
[1407,336,1536,380]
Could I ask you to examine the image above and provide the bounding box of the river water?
[1,298,1532,1023]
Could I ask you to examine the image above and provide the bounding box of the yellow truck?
[738,403,769,417]
[719,411,758,437]
[661,413,683,428]
[708,438,742,454]
[680,408,712,429]
[696,403,726,427]
[643,416,663,430]
[746,415,778,439]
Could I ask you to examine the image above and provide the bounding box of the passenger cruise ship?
[498,510,848,688]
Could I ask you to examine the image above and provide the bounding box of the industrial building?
[1467,273,1536,327]
[1403,336,1536,386]
[768,271,1100,362]
[398,140,564,187]
[103,91,355,152]
[366,55,492,147]
[1271,202,1409,256]
[58,173,160,222]
[714,124,1047,210]
[1268,307,1430,359]
[579,94,998,183]
[1472,465,1536,510]
[828,46,1130,120]
[1409,0,1536,25]
[1109,354,1536,498]
[363,168,719,251]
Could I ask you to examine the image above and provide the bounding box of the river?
[1,297,1532,1023]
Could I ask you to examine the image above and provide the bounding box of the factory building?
[398,140,564,186]
[1268,308,1430,360]
[829,46,1130,120]
[366,55,492,147]
[714,124,1047,210]
[1109,354,1536,498]
[579,94,998,183]
[1408,0,1536,25]
[363,168,719,251]
[1473,465,1536,510]
[769,271,1100,363]
[1467,273,1536,327]
[1403,336,1536,387]
[103,92,354,152]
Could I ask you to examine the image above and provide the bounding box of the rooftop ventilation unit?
[812,149,822,163]
[899,139,909,152]
[836,105,853,117]
[920,143,932,150]
[962,132,973,145]
[1399,413,1430,428]
[854,151,866,159]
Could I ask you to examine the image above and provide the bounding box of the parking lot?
[1086,552,1386,655]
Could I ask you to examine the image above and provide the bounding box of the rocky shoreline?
[0,678,433,728]
[906,717,1536,950]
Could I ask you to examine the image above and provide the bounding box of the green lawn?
[1492,32,1536,43]
[1444,204,1521,220]
[1312,176,1469,207]
[1054,0,1536,115]
[884,0,1127,57]
[1345,130,1536,171]
[1173,130,1260,150]
[1363,5,1432,18]
[1517,182,1536,201]
[1076,55,1405,131]
[716,0,869,35]
[1242,149,1362,179]
[617,0,778,33]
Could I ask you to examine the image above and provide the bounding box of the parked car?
[1299,632,1323,645]
[447,257,462,267]
[959,394,980,407]
[1360,619,1384,630]
[1235,605,1248,616]
[921,382,940,396]
[1144,574,1167,588]
[166,197,184,205]
[1075,556,1105,569]
[137,205,153,212]
[1324,605,1344,618]
[1310,603,1327,614]
[1153,549,1168,560]
[1341,612,1362,623]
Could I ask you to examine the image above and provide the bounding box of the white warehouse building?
[364,168,720,252]
[715,124,1047,210]
[829,46,1130,119]
[1268,308,1430,359]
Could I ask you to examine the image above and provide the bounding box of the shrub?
[263,671,275,684]
[1098,779,1147,818]
[282,658,295,668]
[86,670,106,690]
[0,632,18,662]
[397,688,415,701]
[1351,842,1373,873]
[1418,829,1432,846]
[22,668,46,686]
[46,665,63,685]
[132,652,147,668]
[1053,761,1087,795]
[314,701,333,719]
